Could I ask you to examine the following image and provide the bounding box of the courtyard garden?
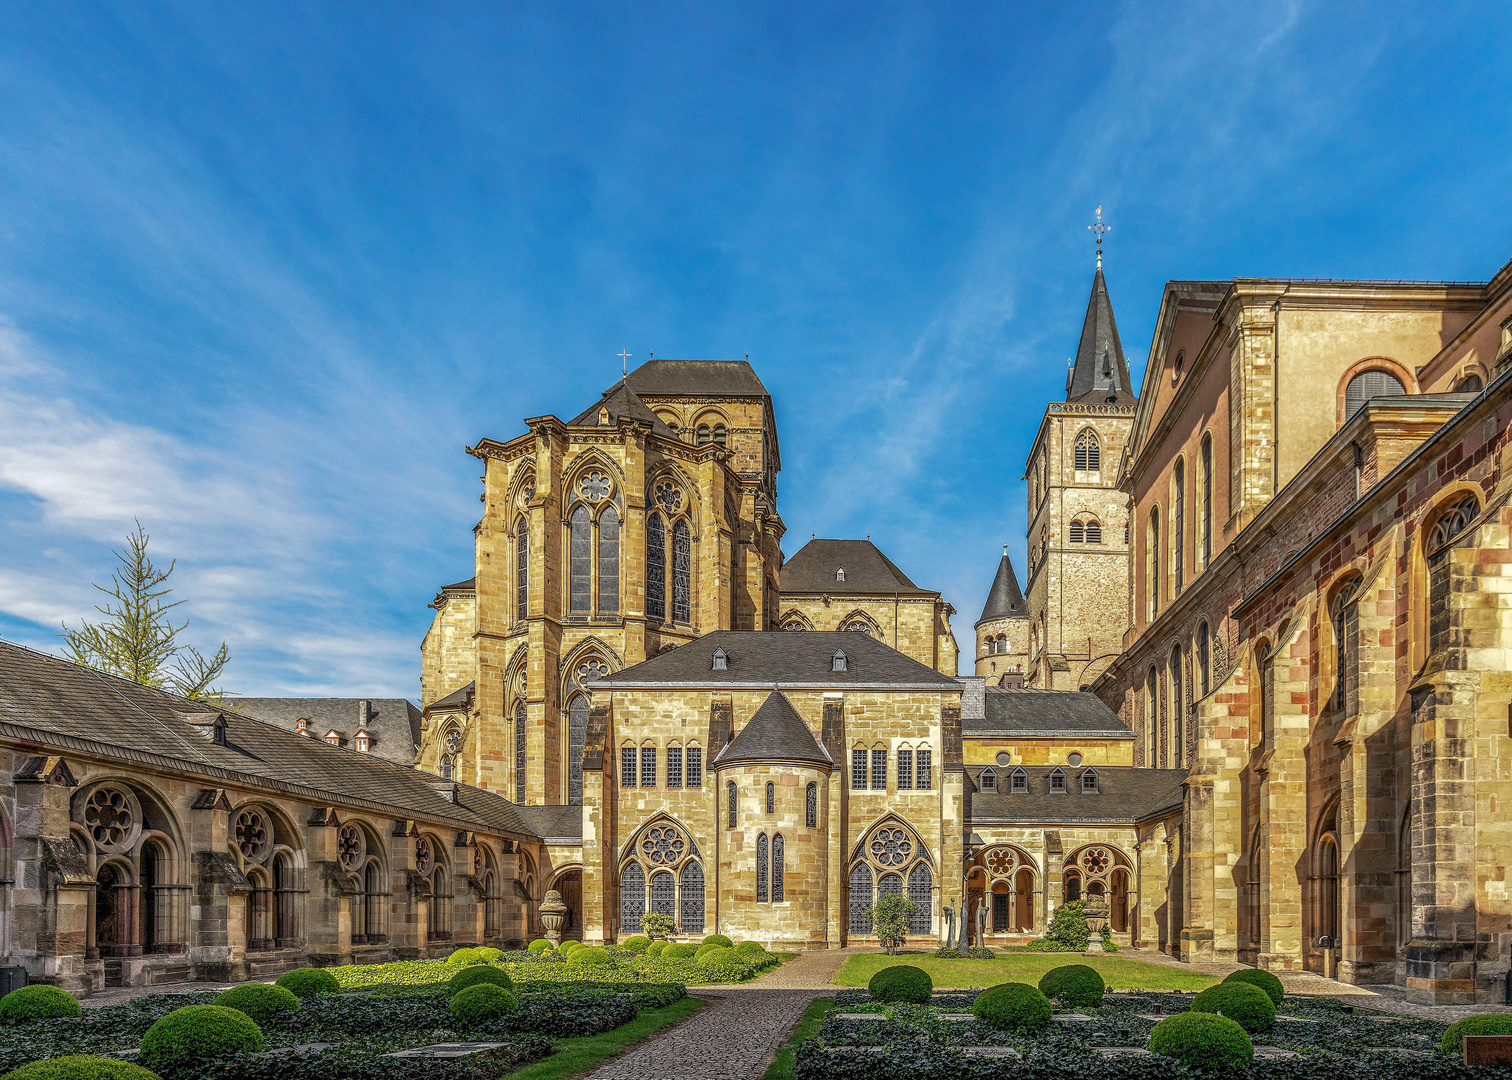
[831,949,1221,992]
[0,936,776,1079]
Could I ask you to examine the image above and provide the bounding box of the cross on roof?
[1088,205,1111,269]
[617,348,631,378]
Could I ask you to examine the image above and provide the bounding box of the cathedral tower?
[974,548,1029,685]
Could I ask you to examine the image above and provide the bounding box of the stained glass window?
[621,746,637,787]
[765,782,775,814]
[870,827,912,867]
[641,825,685,865]
[621,862,644,933]
[667,746,683,788]
[569,506,592,613]
[851,749,867,790]
[515,518,528,622]
[514,701,527,804]
[598,506,620,613]
[773,834,785,902]
[687,747,702,788]
[871,749,887,790]
[641,747,656,788]
[805,783,817,828]
[679,861,704,934]
[672,519,691,623]
[756,834,769,903]
[567,696,588,805]
[649,871,675,918]
[646,513,666,623]
[878,872,903,901]
[907,864,932,934]
[727,781,737,827]
[579,471,610,502]
[848,864,873,933]
[916,750,932,790]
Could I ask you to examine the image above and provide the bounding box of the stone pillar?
[581,700,610,944]
[1259,624,1310,971]
[1180,776,1215,961]
[12,767,96,992]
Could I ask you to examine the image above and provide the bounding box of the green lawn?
[762,997,833,1080]
[831,951,1221,991]
[499,997,706,1080]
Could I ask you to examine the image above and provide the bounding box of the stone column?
[1180,776,1215,961]
[1259,624,1310,971]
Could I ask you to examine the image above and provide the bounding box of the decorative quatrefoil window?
[338,824,363,870]
[235,810,269,863]
[415,836,433,875]
[1080,847,1112,876]
[84,788,135,852]
[578,659,608,681]
[473,848,484,876]
[520,480,535,504]
[444,727,463,753]
[986,847,1016,877]
[654,481,682,514]
[642,824,686,865]
[870,827,912,867]
[579,471,611,503]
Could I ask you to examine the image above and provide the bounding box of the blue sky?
[1,2,1508,694]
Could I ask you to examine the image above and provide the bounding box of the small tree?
[640,912,675,941]
[870,894,919,955]
[60,522,231,702]
[1042,900,1090,950]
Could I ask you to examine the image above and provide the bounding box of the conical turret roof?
[977,549,1027,627]
[1066,268,1136,404]
[713,691,832,768]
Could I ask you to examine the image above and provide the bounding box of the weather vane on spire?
[1088,205,1110,270]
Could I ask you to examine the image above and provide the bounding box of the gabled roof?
[622,359,770,398]
[230,696,423,763]
[967,765,1187,824]
[780,538,935,596]
[713,691,832,768]
[976,549,1027,625]
[426,682,475,713]
[1067,268,1136,404]
[964,688,1132,738]
[568,381,678,438]
[593,630,959,689]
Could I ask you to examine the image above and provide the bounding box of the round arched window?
[1344,369,1405,421]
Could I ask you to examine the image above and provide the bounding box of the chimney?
[359,700,372,725]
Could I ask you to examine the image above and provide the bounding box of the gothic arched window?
[848,863,873,933]
[727,781,737,828]
[756,834,769,903]
[649,871,675,918]
[805,783,818,827]
[907,863,932,934]
[566,695,589,805]
[679,860,704,933]
[514,700,527,804]
[765,782,775,814]
[772,834,784,902]
[599,505,620,613]
[1345,369,1406,421]
[1427,493,1479,652]
[515,517,529,622]
[646,513,666,624]
[569,505,592,613]
[1332,579,1360,717]
[621,861,645,933]
[672,519,692,624]
[1075,430,1100,471]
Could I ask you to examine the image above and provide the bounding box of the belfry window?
[1085,520,1101,544]
[1075,430,1100,471]
[1069,521,1084,544]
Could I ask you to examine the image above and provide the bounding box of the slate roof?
[229,697,422,764]
[780,539,936,596]
[594,631,960,689]
[976,549,1027,625]
[714,692,833,768]
[426,682,475,712]
[622,359,770,398]
[964,688,1133,738]
[515,804,584,842]
[0,640,537,838]
[440,578,475,592]
[967,765,1187,824]
[568,381,678,438]
[1067,268,1136,405]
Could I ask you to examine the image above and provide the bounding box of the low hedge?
[567,947,616,967]
[972,982,1051,1033]
[1222,967,1285,1005]
[662,944,696,959]
[1149,1011,1254,1070]
[133,1034,554,1080]
[1441,1013,1512,1055]
[0,1056,162,1080]
[621,935,652,952]
[867,965,932,1005]
[449,983,519,1027]
[213,984,301,1024]
[1037,964,1105,1008]
[138,1004,264,1078]
[448,965,515,995]
[274,968,340,999]
[0,986,82,1024]
[1189,981,1275,1034]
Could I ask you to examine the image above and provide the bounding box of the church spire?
[1066,209,1135,404]
[976,546,1027,627]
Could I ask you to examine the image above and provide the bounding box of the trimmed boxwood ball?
[1149,1011,1254,1070]
[448,947,481,964]
[0,1055,164,1080]
[568,946,616,967]
[448,965,515,995]
[1037,964,1105,1008]
[646,940,668,956]
[693,943,723,961]
[274,967,340,999]
[662,943,696,959]
[1189,981,1276,1033]
[1222,967,1285,1005]
[138,1004,265,1077]
[473,947,503,962]
[527,938,554,953]
[695,946,736,966]
[448,983,519,1027]
[0,984,82,1023]
[867,965,933,1005]
[971,982,1052,1033]
[621,935,652,952]
[1440,1013,1512,1055]
[213,983,301,1025]
[701,934,733,948]
[735,941,765,955]
[558,940,583,957]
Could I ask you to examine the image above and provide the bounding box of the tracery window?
[1344,369,1406,422]
[514,701,527,803]
[841,619,872,636]
[773,834,785,902]
[672,520,691,623]
[1173,459,1185,594]
[621,861,645,933]
[650,871,675,918]
[570,505,592,613]
[1332,579,1360,716]
[646,513,666,623]
[756,833,769,903]
[907,863,932,934]
[1075,430,1100,471]
[515,517,529,622]
[765,782,775,814]
[679,861,704,933]
[805,782,818,827]
[642,823,686,866]
[870,827,912,867]
[727,781,737,827]
[599,506,620,613]
[567,696,589,804]
[848,863,873,934]
[1427,493,1479,652]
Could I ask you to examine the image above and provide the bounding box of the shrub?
[646,940,667,956]
[213,983,301,1025]
[868,894,919,955]
[527,939,554,953]
[621,935,652,952]
[1190,981,1276,1033]
[0,985,82,1023]
[448,983,519,1027]
[473,947,503,963]
[663,944,696,959]
[138,1004,265,1077]
[640,912,676,939]
[448,965,515,995]
[1038,901,1090,951]
[971,982,1052,1033]
[448,947,480,965]
[274,968,340,999]
[558,941,582,957]
[701,934,733,948]
[867,965,932,1005]
[1222,967,1284,1005]
[735,941,765,955]
[695,946,736,966]
[1037,964,1105,1008]
[933,946,962,959]
[1149,1011,1254,1070]
[1441,1013,1512,1055]
[567,947,616,967]
[0,1057,163,1080]
[693,943,723,961]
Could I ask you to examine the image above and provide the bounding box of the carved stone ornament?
[539,888,568,944]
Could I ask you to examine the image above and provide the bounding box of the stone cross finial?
[1088,205,1111,269]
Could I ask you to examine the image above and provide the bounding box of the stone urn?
[1083,896,1110,953]
[539,889,568,945]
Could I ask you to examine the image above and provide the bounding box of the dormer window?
[979,767,997,792]
[836,568,845,582]
[1048,766,1066,793]
[354,729,372,753]
[1081,768,1099,793]
[598,406,610,426]
[325,729,341,746]
[831,650,847,672]
[296,718,311,738]
[711,647,729,671]
[1010,766,1028,792]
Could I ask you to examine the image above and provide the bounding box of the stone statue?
[975,897,987,945]
[957,899,968,950]
[943,900,955,947]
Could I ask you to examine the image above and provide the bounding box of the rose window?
[870,827,912,867]
[235,810,269,862]
[579,471,611,503]
[641,825,685,866]
[474,848,484,876]
[654,482,682,514]
[84,788,134,851]
[337,824,363,871]
[578,659,608,682]
[521,480,535,504]
[1080,847,1111,876]
[986,847,1016,877]
[415,837,433,875]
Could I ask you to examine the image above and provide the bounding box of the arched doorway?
[1110,869,1130,933]
[555,870,582,940]
[1013,868,1034,931]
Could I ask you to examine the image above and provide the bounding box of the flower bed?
[799,990,1469,1080]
